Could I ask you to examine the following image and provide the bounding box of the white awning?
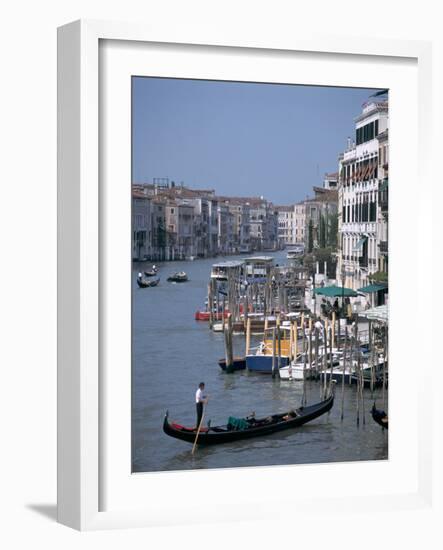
[353,236,367,252]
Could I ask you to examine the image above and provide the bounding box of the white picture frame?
[58,19,434,532]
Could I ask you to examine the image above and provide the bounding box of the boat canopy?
[243,256,274,263]
[212,260,245,268]
[360,304,388,322]
[314,285,358,297]
[357,283,388,293]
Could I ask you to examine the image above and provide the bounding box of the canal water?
[132,251,388,473]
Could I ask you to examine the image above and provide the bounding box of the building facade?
[277,205,296,245]
[132,190,152,261]
[132,182,280,259]
[294,202,306,245]
[336,99,389,290]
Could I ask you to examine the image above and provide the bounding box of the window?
[357,121,376,145]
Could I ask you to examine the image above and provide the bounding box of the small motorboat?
[163,393,334,445]
[194,310,230,321]
[371,402,388,429]
[136,276,160,288]
[167,271,188,283]
[279,353,309,380]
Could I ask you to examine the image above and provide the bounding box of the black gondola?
[163,393,334,445]
[144,268,158,277]
[371,402,388,429]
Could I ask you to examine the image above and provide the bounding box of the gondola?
[163,393,334,445]
[144,267,158,277]
[167,271,188,283]
[371,402,388,429]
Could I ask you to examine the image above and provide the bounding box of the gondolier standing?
[195,382,208,429]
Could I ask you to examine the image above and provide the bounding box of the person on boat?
[195,382,208,429]
[137,272,142,280]
[314,319,322,331]
[283,410,297,421]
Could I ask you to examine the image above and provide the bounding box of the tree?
[327,213,338,249]
[304,247,336,278]
[319,215,326,248]
[307,219,314,253]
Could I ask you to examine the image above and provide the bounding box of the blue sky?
[132,78,382,204]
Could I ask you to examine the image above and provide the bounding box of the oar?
[191,400,208,455]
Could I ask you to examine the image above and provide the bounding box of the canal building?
[323,172,338,190]
[132,189,152,261]
[227,201,251,254]
[303,186,338,252]
[377,128,389,276]
[151,198,167,261]
[294,202,306,246]
[336,97,389,293]
[277,205,296,245]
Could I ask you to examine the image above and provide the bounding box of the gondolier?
[195,382,208,429]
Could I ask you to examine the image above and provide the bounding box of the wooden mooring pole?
[272,327,277,379]
[341,326,348,420]
[245,317,251,357]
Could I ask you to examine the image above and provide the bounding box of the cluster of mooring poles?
[206,260,388,426]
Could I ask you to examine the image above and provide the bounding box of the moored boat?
[246,326,292,373]
[167,271,188,283]
[371,402,388,429]
[279,353,309,380]
[163,393,334,445]
[194,310,229,321]
[218,356,247,371]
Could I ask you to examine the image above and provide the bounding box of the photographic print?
[131,77,389,473]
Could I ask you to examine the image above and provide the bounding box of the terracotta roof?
[132,189,149,198]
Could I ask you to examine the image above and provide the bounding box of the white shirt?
[195,388,205,403]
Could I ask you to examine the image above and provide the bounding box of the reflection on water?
[132,251,388,473]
